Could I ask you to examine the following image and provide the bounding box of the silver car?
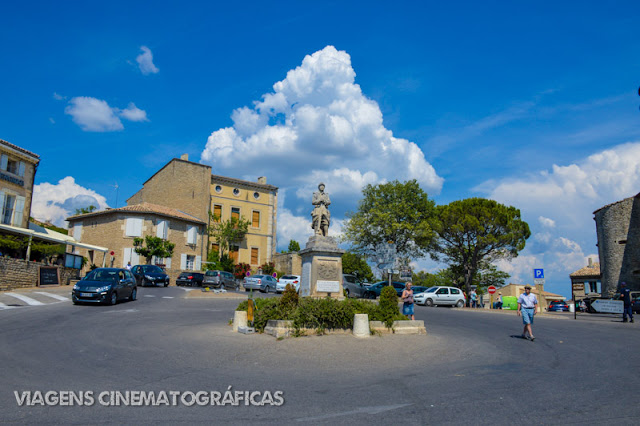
[343,274,368,298]
[203,270,237,290]
[414,286,466,307]
[243,274,278,293]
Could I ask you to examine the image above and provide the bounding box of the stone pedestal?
[299,236,345,299]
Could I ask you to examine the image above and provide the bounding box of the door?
[434,287,450,305]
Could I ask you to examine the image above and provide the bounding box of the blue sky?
[2,1,639,297]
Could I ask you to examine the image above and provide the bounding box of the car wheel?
[109,292,117,306]
[425,299,434,307]
[164,281,169,287]
[129,288,137,302]
[265,285,271,293]
[456,300,464,308]
[345,289,350,298]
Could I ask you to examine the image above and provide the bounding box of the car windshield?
[141,265,163,274]
[281,275,298,280]
[178,273,190,278]
[85,270,119,282]
[205,271,219,276]
[425,287,437,293]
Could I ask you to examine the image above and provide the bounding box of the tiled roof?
[570,263,601,278]
[593,193,640,214]
[67,202,205,224]
[0,138,40,160]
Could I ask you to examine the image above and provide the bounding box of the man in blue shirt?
[518,285,538,341]
[620,282,634,323]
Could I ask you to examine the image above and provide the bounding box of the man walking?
[620,282,634,323]
[517,285,538,341]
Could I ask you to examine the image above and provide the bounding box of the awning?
[0,222,109,253]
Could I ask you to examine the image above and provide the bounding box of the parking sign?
[534,269,544,279]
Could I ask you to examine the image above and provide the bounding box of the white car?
[276,275,301,293]
[414,286,466,307]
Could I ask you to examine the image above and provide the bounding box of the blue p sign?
[534,269,544,279]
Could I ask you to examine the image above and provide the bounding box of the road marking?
[162,296,174,299]
[5,292,44,306]
[0,302,17,310]
[296,404,412,422]
[178,288,195,292]
[33,292,69,301]
[144,295,156,298]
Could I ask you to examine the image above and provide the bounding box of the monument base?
[299,236,345,299]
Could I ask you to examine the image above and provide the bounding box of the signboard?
[591,299,623,314]
[533,278,545,286]
[38,266,60,286]
[316,280,340,293]
[534,269,544,279]
[487,286,497,294]
[572,283,585,298]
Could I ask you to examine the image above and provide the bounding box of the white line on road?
[33,291,69,301]
[296,404,412,422]
[5,292,44,306]
[178,288,195,292]
[162,296,174,299]
[144,295,156,298]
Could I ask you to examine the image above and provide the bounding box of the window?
[212,204,222,222]
[0,192,25,227]
[211,243,220,254]
[231,207,240,221]
[73,223,82,241]
[451,288,460,294]
[253,192,260,200]
[215,185,222,193]
[233,188,240,196]
[156,219,169,239]
[251,247,259,265]
[0,155,25,177]
[187,225,197,245]
[436,288,449,295]
[125,217,143,237]
[229,245,239,262]
[252,210,260,228]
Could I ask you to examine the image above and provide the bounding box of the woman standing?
[402,282,415,320]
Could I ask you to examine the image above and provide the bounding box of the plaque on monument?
[316,280,340,293]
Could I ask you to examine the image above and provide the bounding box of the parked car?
[343,274,368,298]
[363,281,406,299]
[176,272,204,287]
[276,275,301,293]
[548,300,570,312]
[131,264,170,287]
[243,274,278,293]
[414,286,466,307]
[411,286,429,295]
[72,268,137,305]
[203,270,236,290]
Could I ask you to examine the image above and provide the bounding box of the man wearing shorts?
[517,285,538,341]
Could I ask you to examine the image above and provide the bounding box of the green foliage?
[234,262,251,280]
[260,261,276,276]
[204,250,235,272]
[342,180,436,260]
[207,212,250,258]
[285,240,301,252]
[0,234,27,256]
[378,286,400,327]
[342,251,374,282]
[279,284,299,312]
[474,263,510,291]
[74,205,96,215]
[430,197,530,295]
[31,241,65,263]
[411,270,451,288]
[133,235,175,265]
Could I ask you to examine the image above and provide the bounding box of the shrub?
[279,284,299,312]
[378,286,400,328]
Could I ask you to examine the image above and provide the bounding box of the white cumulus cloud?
[64,97,148,132]
[32,177,110,227]
[201,45,443,202]
[136,46,159,75]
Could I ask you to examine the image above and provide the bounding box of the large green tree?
[429,198,530,296]
[342,251,374,282]
[342,180,437,261]
[133,235,175,264]
[207,212,250,258]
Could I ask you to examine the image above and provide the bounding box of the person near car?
[496,292,503,309]
[620,282,634,323]
[470,289,478,308]
[402,282,415,320]
[517,285,538,341]
[125,261,132,271]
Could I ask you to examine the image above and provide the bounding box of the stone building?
[66,202,206,282]
[569,258,601,296]
[127,155,278,268]
[0,138,40,228]
[593,193,640,296]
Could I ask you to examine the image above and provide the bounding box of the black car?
[72,268,137,305]
[363,281,407,299]
[131,264,170,287]
[176,272,204,287]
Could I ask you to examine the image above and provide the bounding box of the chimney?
[588,257,593,267]
[180,153,189,161]
[257,176,266,184]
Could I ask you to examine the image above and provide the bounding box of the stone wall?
[0,257,80,291]
[594,194,640,295]
[273,252,302,275]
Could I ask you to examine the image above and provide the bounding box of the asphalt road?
[1,287,638,425]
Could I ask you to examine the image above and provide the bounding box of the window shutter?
[123,248,132,267]
[73,224,82,241]
[134,218,143,236]
[0,155,7,171]
[251,248,258,265]
[213,205,222,222]
[0,191,5,221]
[132,250,140,266]
[180,254,187,270]
[252,211,260,228]
[195,256,201,271]
[125,217,135,236]
[157,219,168,239]
[166,257,172,269]
[18,161,26,177]
[187,225,197,245]
[12,196,25,226]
